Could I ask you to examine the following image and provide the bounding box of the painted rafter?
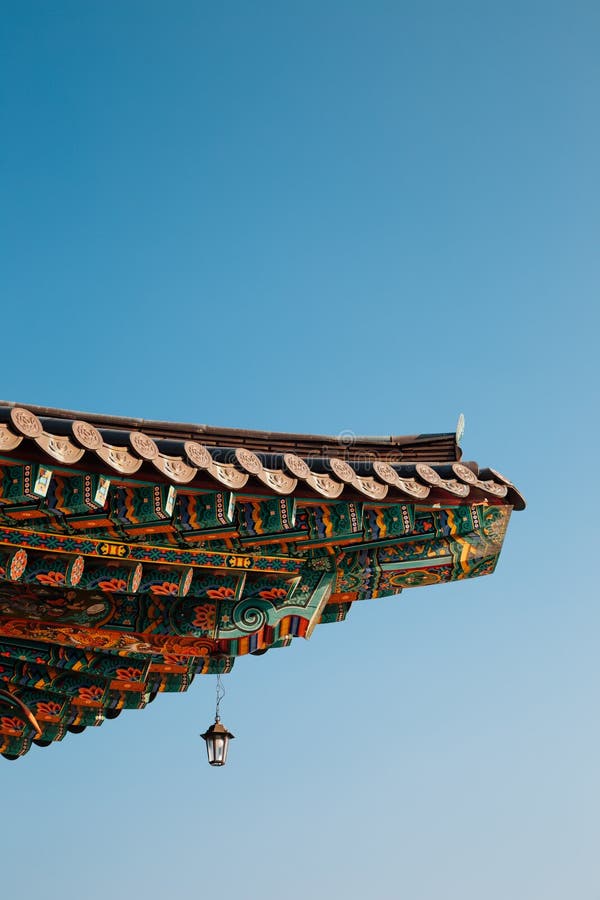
[0,403,523,759]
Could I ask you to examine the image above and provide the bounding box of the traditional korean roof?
[0,401,524,759]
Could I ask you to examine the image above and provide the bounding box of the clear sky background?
[0,3,598,898]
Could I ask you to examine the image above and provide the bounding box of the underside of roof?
[0,402,524,759]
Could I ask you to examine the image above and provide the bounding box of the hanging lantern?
[201,674,234,766]
[201,717,235,766]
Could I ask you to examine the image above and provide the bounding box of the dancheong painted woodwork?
[0,402,524,759]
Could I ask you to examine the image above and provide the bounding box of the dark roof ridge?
[0,399,457,449]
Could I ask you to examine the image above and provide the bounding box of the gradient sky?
[1,3,599,898]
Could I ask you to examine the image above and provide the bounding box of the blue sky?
[1,3,598,898]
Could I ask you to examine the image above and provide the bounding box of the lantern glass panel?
[206,732,229,766]
[214,736,226,764]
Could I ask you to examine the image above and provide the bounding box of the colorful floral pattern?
[0,716,25,734]
[36,571,65,586]
[206,586,235,600]
[77,685,105,704]
[0,486,512,758]
[98,578,127,592]
[192,605,216,631]
[258,587,287,602]
[9,550,28,580]
[35,701,62,717]
[150,582,179,596]
[115,667,142,681]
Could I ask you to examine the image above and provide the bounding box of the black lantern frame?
[201,717,235,766]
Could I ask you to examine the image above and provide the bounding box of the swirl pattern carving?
[231,597,269,633]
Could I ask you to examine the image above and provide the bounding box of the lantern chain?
[215,673,225,722]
